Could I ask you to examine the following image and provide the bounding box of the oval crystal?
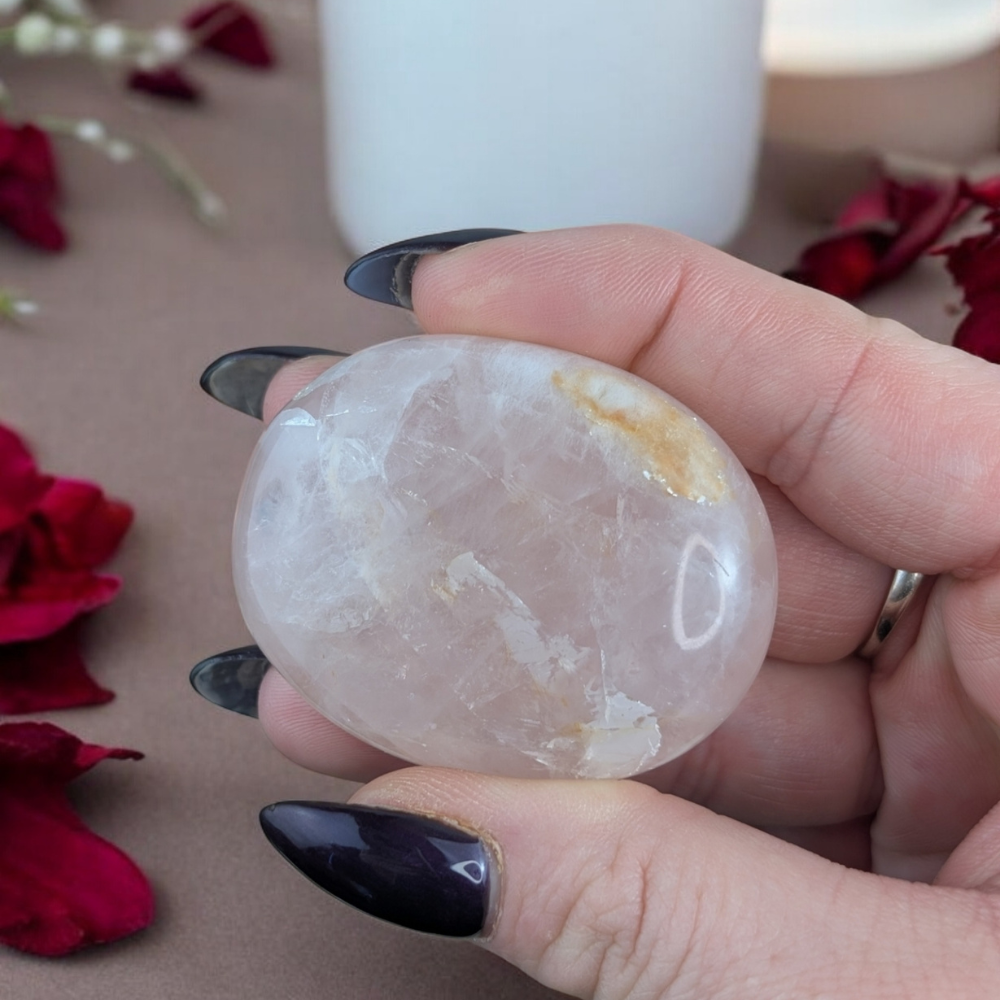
[233,336,777,778]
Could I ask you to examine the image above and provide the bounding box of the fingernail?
[344,228,522,309]
[199,347,349,419]
[259,802,494,938]
[190,645,269,718]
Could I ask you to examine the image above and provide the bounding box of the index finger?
[412,225,1000,573]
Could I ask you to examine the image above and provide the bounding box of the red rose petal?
[9,124,59,200]
[36,479,133,571]
[0,176,67,252]
[127,67,204,103]
[785,172,963,301]
[873,177,962,285]
[0,427,53,534]
[0,572,121,645]
[952,292,1000,362]
[0,722,151,956]
[0,121,18,167]
[0,422,131,704]
[0,529,21,585]
[836,181,891,229]
[939,229,1000,301]
[185,2,275,68]
[0,625,113,714]
[783,229,890,300]
[937,217,1000,363]
[964,175,1000,210]
[0,120,66,252]
[0,722,140,774]
[16,516,57,573]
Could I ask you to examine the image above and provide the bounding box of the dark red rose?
[784,172,963,300]
[0,425,132,712]
[184,2,275,68]
[0,722,152,956]
[0,121,66,252]
[127,67,203,103]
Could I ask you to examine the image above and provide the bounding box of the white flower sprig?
[0,1,273,322]
[8,10,193,70]
[37,114,227,227]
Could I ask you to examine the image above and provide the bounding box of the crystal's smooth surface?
[233,336,778,779]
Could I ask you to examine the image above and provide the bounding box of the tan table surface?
[0,4,964,998]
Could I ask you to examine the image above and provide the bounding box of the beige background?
[0,3,965,997]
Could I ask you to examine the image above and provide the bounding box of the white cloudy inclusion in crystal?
[233,336,778,779]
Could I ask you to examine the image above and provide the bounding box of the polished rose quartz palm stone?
[233,336,777,779]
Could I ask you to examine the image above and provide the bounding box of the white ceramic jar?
[320,0,766,252]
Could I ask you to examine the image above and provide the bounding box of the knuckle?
[764,333,876,494]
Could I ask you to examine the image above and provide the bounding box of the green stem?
[134,135,227,228]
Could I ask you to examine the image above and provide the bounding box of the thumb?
[260,769,997,1000]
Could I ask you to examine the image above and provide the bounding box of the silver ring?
[858,569,925,659]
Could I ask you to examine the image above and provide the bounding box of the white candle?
[320,0,766,252]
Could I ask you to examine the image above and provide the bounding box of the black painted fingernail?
[344,228,522,309]
[190,645,269,718]
[199,347,349,419]
[259,802,493,938]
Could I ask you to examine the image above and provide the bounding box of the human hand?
[207,226,1000,998]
